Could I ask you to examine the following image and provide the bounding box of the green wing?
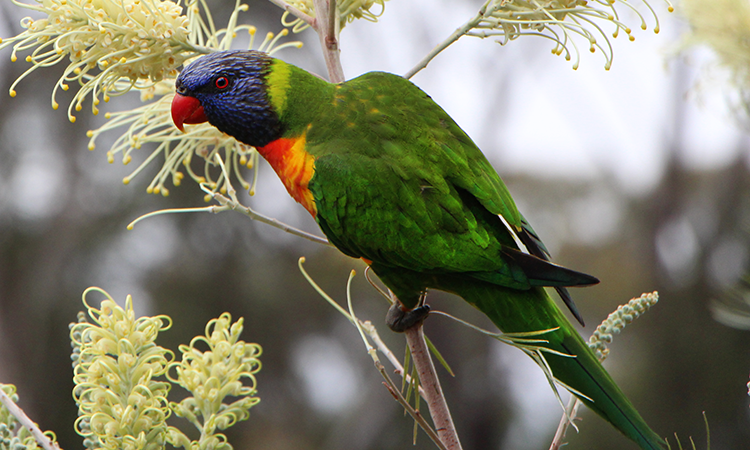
[300,71,661,450]
[306,72,595,300]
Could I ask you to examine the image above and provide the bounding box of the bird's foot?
[386,302,431,332]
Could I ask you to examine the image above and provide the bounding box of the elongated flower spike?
[166,313,262,450]
[550,291,661,446]
[588,291,659,360]
[69,289,262,450]
[70,287,174,450]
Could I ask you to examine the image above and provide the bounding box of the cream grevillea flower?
[71,288,174,450]
[681,0,750,113]
[0,0,205,122]
[70,289,262,450]
[167,313,262,450]
[470,0,674,70]
[281,0,387,32]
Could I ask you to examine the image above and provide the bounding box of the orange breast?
[257,134,317,217]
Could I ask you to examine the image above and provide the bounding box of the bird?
[171,49,664,449]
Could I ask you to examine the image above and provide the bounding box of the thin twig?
[549,395,582,450]
[128,154,331,244]
[374,359,448,450]
[0,388,62,450]
[124,191,330,245]
[405,324,463,450]
[297,261,443,446]
[212,191,332,245]
[266,0,317,28]
[312,0,345,82]
[404,0,492,79]
[211,154,332,245]
[359,321,427,398]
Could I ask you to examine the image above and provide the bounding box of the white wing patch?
[497,214,530,254]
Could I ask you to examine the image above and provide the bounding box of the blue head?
[172,50,282,147]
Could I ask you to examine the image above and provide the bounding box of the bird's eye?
[215,76,229,89]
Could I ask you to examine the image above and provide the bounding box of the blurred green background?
[1,1,749,449]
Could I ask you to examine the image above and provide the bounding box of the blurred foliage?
[0,1,749,450]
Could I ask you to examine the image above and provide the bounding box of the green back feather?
[261,59,663,449]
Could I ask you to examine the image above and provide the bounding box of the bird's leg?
[386,292,430,332]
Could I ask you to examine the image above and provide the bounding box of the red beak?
[171,93,208,131]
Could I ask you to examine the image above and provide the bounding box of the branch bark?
[312,0,345,83]
[549,395,581,450]
[404,324,463,450]
[0,388,62,450]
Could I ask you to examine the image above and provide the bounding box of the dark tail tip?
[556,286,585,326]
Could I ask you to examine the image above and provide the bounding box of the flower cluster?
[587,291,659,361]
[167,313,262,450]
[2,0,304,199]
[70,288,174,450]
[0,0,205,122]
[69,290,262,450]
[281,0,388,32]
[470,0,674,69]
[87,87,256,199]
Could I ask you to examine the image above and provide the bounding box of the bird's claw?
[386,302,431,332]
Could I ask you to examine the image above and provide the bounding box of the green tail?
[440,277,664,450]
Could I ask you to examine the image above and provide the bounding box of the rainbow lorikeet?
[171,50,664,449]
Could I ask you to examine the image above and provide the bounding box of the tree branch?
[312,0,345,83]
[404,0,492,79]
[549,395,582,450]
[404,324,463,450]
[288,3,466,449]
[211,192,332,245]
[0,388,61,450]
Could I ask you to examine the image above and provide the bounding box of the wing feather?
[306,71,597,322]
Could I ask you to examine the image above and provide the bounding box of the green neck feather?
[265,59,335,138]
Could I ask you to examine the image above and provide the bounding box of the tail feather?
[500,247,598,326]
[444,278,664,450]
